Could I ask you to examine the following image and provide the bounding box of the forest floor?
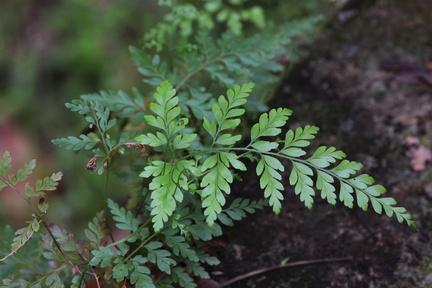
[213,1,432,287]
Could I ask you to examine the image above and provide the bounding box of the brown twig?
[220,256,353,287]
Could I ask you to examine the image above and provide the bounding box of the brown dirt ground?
[214,1,432,287]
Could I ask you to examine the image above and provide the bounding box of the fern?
[218,198,268,227]
[131,16,321,120]
[134,81,416,229]
[1,1,417,286]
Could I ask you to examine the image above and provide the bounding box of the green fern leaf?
[196,250,220,266]
[185,261,209,279]
[84,212,107,247]
[172,266,196,288]
[45,273,64,288]
[204,82,254,145]
[163,229,199,262]
[16,159,36,183]
[308,146,345,168]
[65,99,91,115]
[142,160,194,231]
[0,151,12,177]
[250,108,292,143]
[289,162,314,208]
[51,135,98,151]
[187,216,222,241]
[200,155,232,226]
[35,172,63,192]
[316,170,337,204]
[218,198,267,226]
[90,246,116,267]
[281,125,319,157]
[130,265,155,288]
[107,199,139,231]
[146,241,175,274]
[113,262,131,282]
[331,160,363,178]
[10,223,35,252]
[82,89,146,118]
[256,155,284,214]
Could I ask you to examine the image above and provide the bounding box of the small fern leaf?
[45,273,64,288]
[150,173,178,231]
[35,172,63,192]
[90,246,115,267]
[163,229,199,262]
[84,212,107,247]
[218,198,267,226]
[107,199,139,231]
[0,151,12,177]
[289,162,314,208]
[147,80,179,135]
[250,108,292,143]
[16,159,36,183]
[52,135,98,151]
[185,261,210,279]
[339,180,354,208]
[316,170,337,205]
[172,266,196,288]
[149,161,193,231]
[205,82,254,145]
[1,223,36,261]
[308,146,345,168]
[331,160,363,178]
[65,99,91,115]
[200,155,232,226]
[256,155,284,214]
[357,185,417,228]
[130,265,155,288]
[135,132,167,148]
[281,125,319,156]
[146,241,176,274]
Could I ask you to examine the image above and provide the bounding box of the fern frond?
[242,108,416,228]
[107,199,139,231]
[146,241,176,274]
[172,266,196,288]
[84,211,107,248]
[52,135,99,151]
[82,89,146,118]
[218,198,267,226]
[162,229,199,262]
[0,223,36,262]
[199,83,255,226]
[130,260,155,288]
[0,151,12,177]
[250,108,292,143]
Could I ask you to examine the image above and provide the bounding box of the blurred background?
[0,0,159,230]
[0,0,332,233]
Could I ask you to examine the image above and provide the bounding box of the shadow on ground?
[215,1,432,287]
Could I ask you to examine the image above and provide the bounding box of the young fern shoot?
[135,81,417,231]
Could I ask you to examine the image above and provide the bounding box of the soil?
[213,1,432,287]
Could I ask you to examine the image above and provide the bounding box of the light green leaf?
[203,117,217,137]
[283,125,319,148]
[339,181,354,208]
[308,146,345,168]
[331,160,363,178]
[250,140,278,152]
[250,108,292,142]
[214,134,241,146]
[316,171,336,205]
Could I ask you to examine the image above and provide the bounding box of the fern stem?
[0,176,35,209]
[41,220,85,275]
